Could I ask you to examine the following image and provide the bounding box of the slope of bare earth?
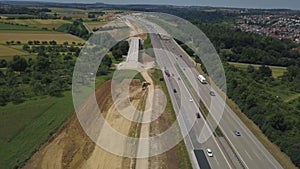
[23,79,146,169]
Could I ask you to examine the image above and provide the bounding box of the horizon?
[2,0,300,10]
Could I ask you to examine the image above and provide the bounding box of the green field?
[0,19,72,29]
[0,22,41,31]
[228,62,287,78]
[0,71,117,169]
[0,92,74,169]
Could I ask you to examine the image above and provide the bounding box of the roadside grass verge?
[150,68,192,169]
[226,99,298,169]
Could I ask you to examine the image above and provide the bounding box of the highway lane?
[151,33,233,169]
[162,37,283,169]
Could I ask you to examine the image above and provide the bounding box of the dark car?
[235,130,241,136]
[173,89,177,93]
[209,91,216,96]
[196,112,201,119]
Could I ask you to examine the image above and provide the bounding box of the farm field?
[0,31,84,44]
[49,7,86,14]
[228,62,287,78]
[0,45,28,58]
[84,21,107,30]
[0,22,41,31]
[0,71,115,169]
[0,19,72,29]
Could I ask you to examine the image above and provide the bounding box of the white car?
[189,98,193,102]
[206,148,213,157]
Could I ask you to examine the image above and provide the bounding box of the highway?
[128,15,283,169]
[151,34,234,169]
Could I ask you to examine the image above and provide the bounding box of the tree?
[48,81,62,96]
[10,55,28,72]
[22,44,30,51]
[112,49,123,60]
[257,65,272,80]
[0,59,7,68]
[97,65,109,75]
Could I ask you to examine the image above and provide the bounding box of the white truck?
[197,74,207,84]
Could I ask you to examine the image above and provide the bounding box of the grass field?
[0,71,117,169]
[150,68,192,169]
[0,92,74,169]
[0,22,41,31]
[84,21,107,30]
[0,19,72,29]
[0,31,84,44]
[0,45,28,58]
[228,62,287,78]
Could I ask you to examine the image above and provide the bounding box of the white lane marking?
[214,155,220,166]
[245,150,253,160]
[253,150,261,159]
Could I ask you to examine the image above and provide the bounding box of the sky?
[10,0,300,10]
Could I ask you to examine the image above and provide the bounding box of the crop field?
[49,7,86,14]
[0,31,84,44]
[228,62,287,78]
[0,19,72,29]
[0,22,41,31]
[0,92,74,169]
[0,45,28,58]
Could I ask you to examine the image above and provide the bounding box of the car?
[189,97,193,102]
[173,89,177,93]
[196,112,201,118]
[209,91,216,96]
[206,148,213,157]
[235,130,241,136]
